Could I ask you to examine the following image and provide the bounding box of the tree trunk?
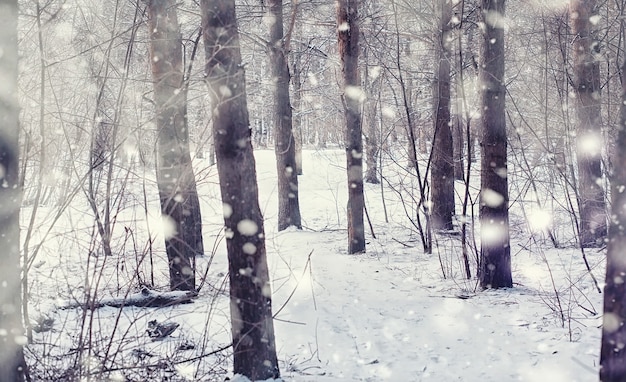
[200,0,280,379]
[148,0,204,292]
[431,0,455,231]
[452,115,465,180]
[338,0,366,254]
[0,0,28,379]
[268,0,302,231]
[289,7,304,175]
[292,59,304,175]
[571,0,607,248]
[600,33,626,381]
[363,47,380,185]
[478,0,512,289]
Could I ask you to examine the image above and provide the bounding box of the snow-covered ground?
[26,149,603,381]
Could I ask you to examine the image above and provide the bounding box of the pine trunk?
[431,0,455,231]
[571,0,607,248]
[478,0,512,289]
[148,0,204,291]
[268,0,302,231]
[0,0,28,378]
[201,0,280,379]
[338,0,366,254]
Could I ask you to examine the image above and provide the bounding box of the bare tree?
[147,0,204,291]
[0,0,28,379]
[431,0,455,231]
[571,0,607,248]
[267,0,302,231]
[338,0,366,254]
[478,0,512,289]
[201,0,280,379]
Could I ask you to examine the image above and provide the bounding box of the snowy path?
[267,228,599,381]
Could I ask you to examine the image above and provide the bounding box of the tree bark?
[363,46,380,185]
[289,6,304,175]
[147,0,204,291]
[338,0,366,254]
[201,0,280,379]
[291,55,304,175]
[452,115,465,180]
[478,0,512,289]
[267,0,302,231]
[431,0,455,231]
[600,32,626,380]
[571,0,607,248]
[0,0,28,379]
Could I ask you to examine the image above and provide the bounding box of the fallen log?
[61,288,196,310]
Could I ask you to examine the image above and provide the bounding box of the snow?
[26,149,602,381]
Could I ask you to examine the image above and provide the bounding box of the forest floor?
[26,149,603,381]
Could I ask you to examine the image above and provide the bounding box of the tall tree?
[431,0,455,231]
[478,0,512,289]
[600,70,626,381]
[0,0,28,379]
[571,0,607,248]
[338,0,366,254]
[201,0,280,379]
[267,0,302,231]
[600,15,626,382]
[147,0,204,291]
[290,9,304,176]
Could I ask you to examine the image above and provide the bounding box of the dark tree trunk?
[148,0,204,292]
[571,0,607,248]
[338,0,366,254]
[200,0,280,379]
[267,0,302,231]
[478,0,512,289]
[431,0,455,231]
[0,1,28,379]
[600,39,626,381]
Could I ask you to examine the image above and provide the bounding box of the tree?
[571,0,607,248]
[267,0,302,231]
[338,0,366,254]
[0,0,28,379]
[600,14,626,381]
[478,0,512,289]
[361,1,383,185]
[147,0,204,291]
[200,0,280,379]
[289,4,304,176]
[431,0,455,231]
